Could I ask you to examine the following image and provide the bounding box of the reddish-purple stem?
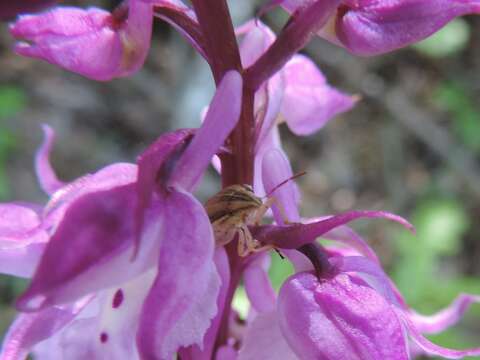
[221,87,256,187]
[185,0,340,354]
[189,0,255,186]
[244,0,341,90]
[190,0,242,83]
[214,245,243,350]
[188,1,257,354]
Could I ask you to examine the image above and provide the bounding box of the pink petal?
[237,20,276,68]
[43,162,137,227]
[170,70,243,190]
[279,0,313,13]
[253,126,282,197]
[261,148,300,224]
[277,1,480,55]
[0,241,45,278]
[0,204,41,237]
[244,253,276,314]
[254,73,285,154]
[137,190,220,359]
[0,203,47,277]
[238,311,297,360]
[216,345,238,360]
[135,128,194,250]
[33,316,98,359]
[304,217,380,264]
[335,1,480,55]
[17,184,160,310]
[0,296,91,359]
[281,54,357,135]
[35,125,64,195]
[332,256,398,303]
[397,308,480,359]
[408,293,480,334]
[278,272,409,359]
[253,210,414,249]
[178,248,231,360]
[10,2,153,80]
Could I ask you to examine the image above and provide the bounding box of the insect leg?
[237,226,249,257]
[253,196,291,225]
[242,224,274,255]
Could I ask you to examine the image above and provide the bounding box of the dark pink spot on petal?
[100,332,109,343]
[112,289,124,309]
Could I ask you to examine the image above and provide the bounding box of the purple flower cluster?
[2,1,480,359]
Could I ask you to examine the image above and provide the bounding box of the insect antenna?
[264,171,307,199]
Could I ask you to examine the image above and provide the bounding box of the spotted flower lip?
[10,0,153,80]
[279,0,480,55]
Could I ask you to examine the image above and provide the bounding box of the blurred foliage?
[0,85,22,199]
[434,81,480,153]
[413,18,470,58]
[392,196,480,359]
[0,86,26,119]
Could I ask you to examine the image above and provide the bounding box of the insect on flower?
[205,172,305,256]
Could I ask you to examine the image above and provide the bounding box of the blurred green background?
[0,2,479,358]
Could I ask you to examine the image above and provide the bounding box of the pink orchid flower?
[232,148,480,359]
[10,0,153,80]
[0,71,242,359]
[279,0,480,55]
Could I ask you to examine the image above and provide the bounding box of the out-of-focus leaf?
[0,86,26,119]
[0,129,16,199]
[434,82,480,152]
[393,197,469,301]
[413,18,470,57]
[416,198,469,255]
[392,196,479,356]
